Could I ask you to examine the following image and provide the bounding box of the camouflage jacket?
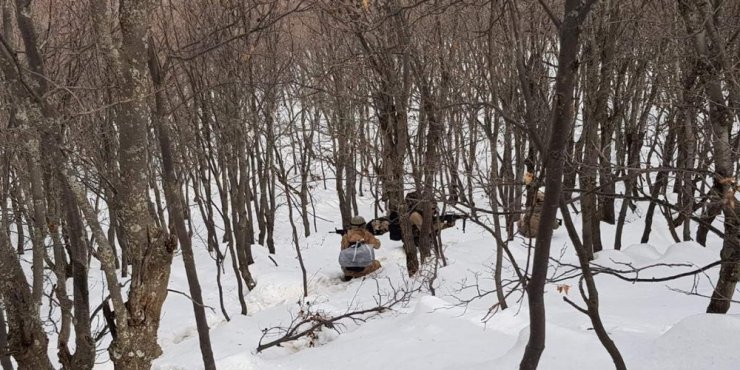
[341,228,381,250]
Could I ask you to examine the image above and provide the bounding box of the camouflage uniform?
[340,217,381,280]
[405,191,455,247]
[517,191,560,238]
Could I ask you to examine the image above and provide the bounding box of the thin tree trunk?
[677,0,740,313]
[148,44,216,370]
[641,120,676,243]
[0,206,53,370]
[520,1,597,368]
[0,306,11,370]
[60,185,95,370]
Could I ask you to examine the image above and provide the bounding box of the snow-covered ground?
[82,183,739,369]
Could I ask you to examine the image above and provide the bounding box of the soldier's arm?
[370,235,381,249]
[365,231,381,249]
[409,212,423,230]
[340,235,350,250]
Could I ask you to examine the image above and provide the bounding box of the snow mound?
[634,314,740,370]
[659,242,715,264]
[488,323,615,369]
[622,243,663,261]
[594,249,636,266]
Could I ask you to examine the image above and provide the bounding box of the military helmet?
[350,216,366,227]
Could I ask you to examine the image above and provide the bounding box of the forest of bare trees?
[0,0,738,369]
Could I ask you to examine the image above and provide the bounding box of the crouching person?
[409,210,456,242]
[339,216,382,281]
[517,192,560,238]
[406,191,456,244]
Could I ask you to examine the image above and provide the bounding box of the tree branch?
[536,0,562,30]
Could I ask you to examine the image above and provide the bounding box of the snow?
[36,183,739,369]
[634,314,740,370]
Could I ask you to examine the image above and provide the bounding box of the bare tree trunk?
[352,1,417,275]
[641,120,676,243]
[9,183,25,256]
[483,108,508,310]
[59,185,95,370]
[275,151,309,297]
[48,197,75,370]
[90,0,177,366]
[520,1,597,368]
[0,306,11,370]
[24,148,46,310]
[262,79,278,255]
[414,74,444,261]
[148,43,216,370]
[330,101,354,227]
[0,139,16,370]
[677,0,740,314]
[616,61,654,249]
[568,224,627,369]
[217,153,249,315]
[0,211,53,370]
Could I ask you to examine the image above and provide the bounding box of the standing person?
[339,216,381,281]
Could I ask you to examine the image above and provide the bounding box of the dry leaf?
[556,284,571,295]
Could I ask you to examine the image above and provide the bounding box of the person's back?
[341,227,380,250]
[339,216,381,281]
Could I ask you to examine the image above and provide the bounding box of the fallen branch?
[549,259,723,284]
[257,277,421,353]
[256,305,389,352]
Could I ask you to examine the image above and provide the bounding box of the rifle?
[332,228,348,236]
[436,213,468,223]
[435,212,468,232]
[332,220,385,237]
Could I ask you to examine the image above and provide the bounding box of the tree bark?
[91,0,177,366]
[0,306,11,370]
[520,1,597,369]
[148,42,216,370]
[677,0,740,314]
[0,211,53,370]
[60,185,95,370]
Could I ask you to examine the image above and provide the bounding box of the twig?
[256,305,389,353]
[549,259,724,284]
[167,288,216,313]
[563,296,589,315]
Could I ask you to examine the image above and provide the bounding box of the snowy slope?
[80,183,739,370]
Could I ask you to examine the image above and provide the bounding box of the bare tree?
[520,1,598,369]
[677,0,740,314]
